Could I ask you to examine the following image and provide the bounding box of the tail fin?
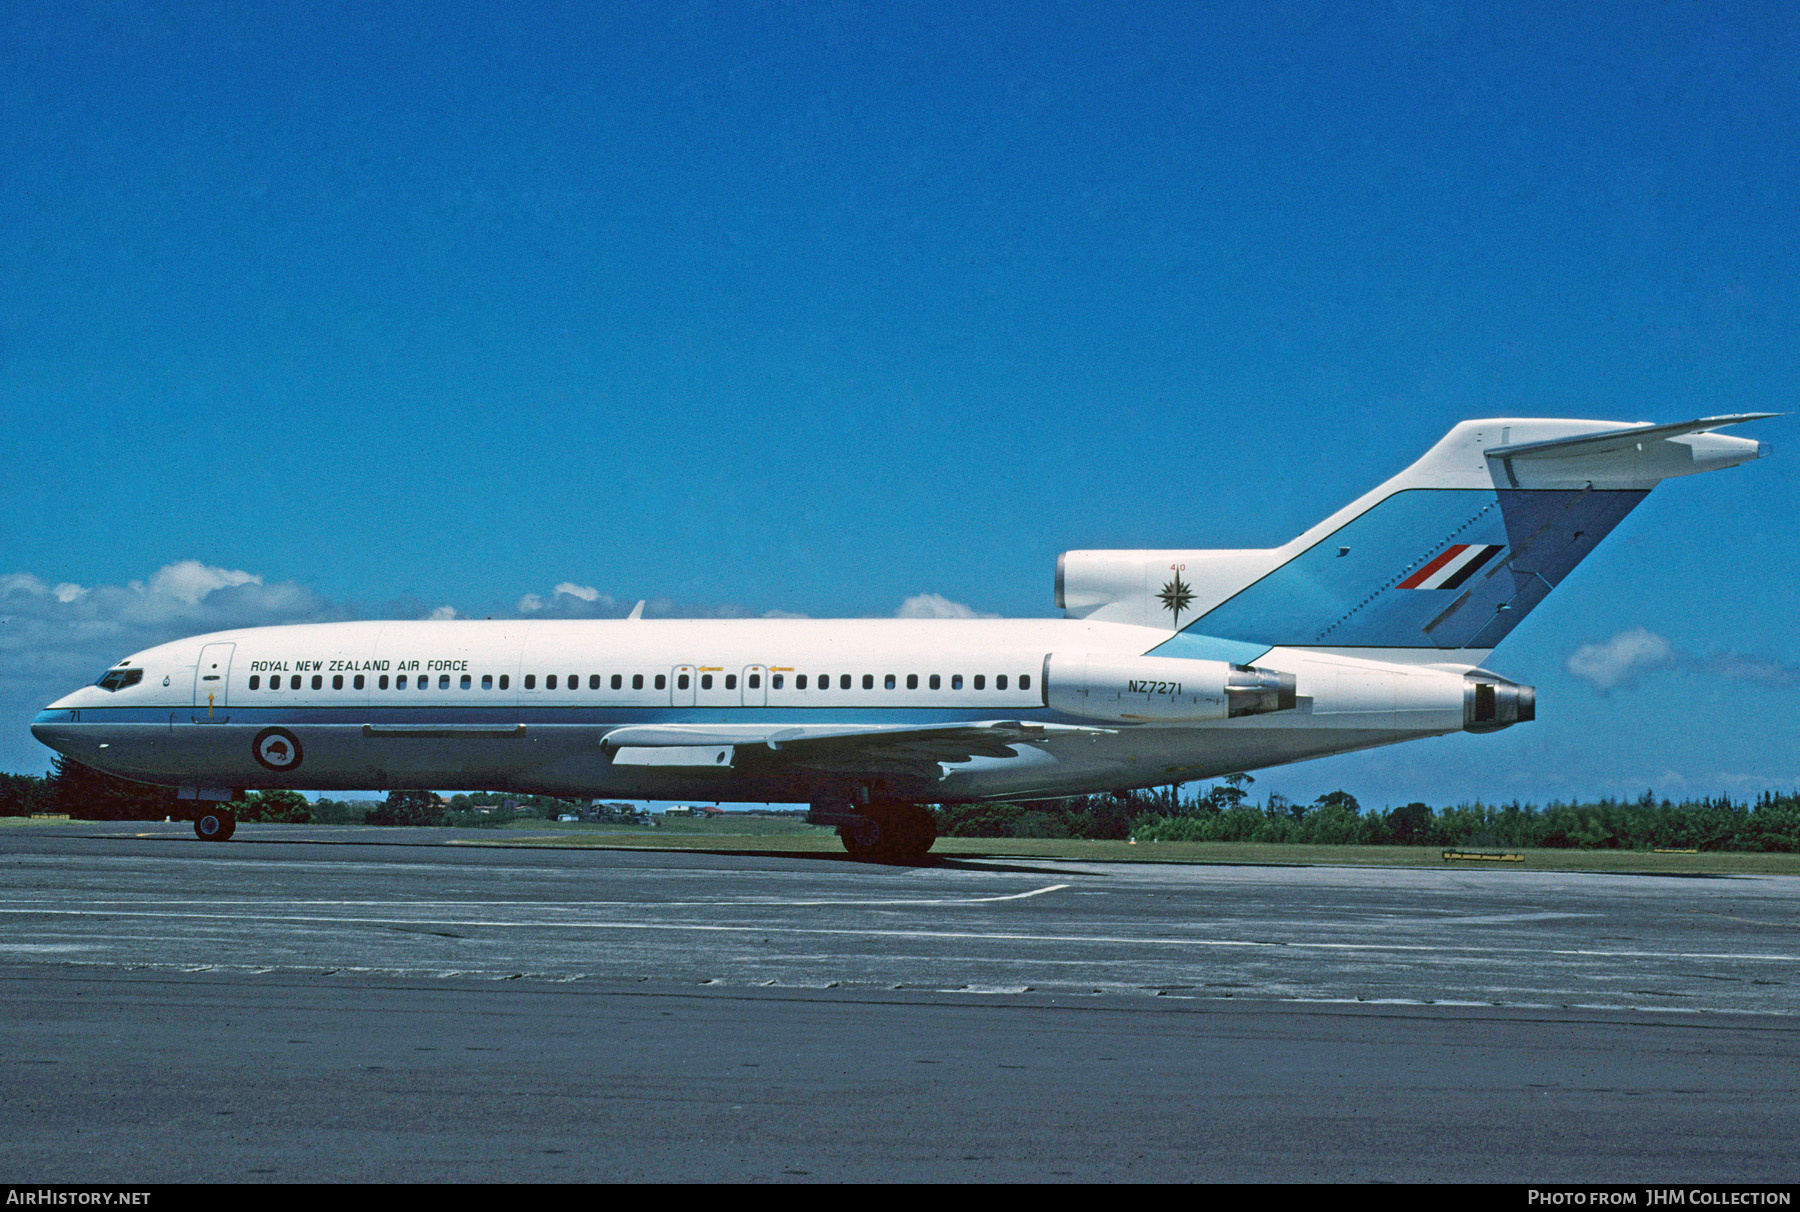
[1057,415,1773,661]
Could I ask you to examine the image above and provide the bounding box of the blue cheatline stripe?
[36,705,1084,728]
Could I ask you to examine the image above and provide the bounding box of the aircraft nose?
[31,708,76,756]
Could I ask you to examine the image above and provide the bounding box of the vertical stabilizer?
[1056,414,1772,661]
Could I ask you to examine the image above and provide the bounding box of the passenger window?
[333,674,344,690]
[499,675,509,690]
[841,674,851,690]
[569,673,578,689]
[952,674,963,690]
[547,675,558,690]
[701,674,713,690]
[656,674,667,690]
[379,675,389,689]
[418,676,428,691]
[930,674,940,690]
[725,674,736,690]
[355,674,365,690]
[997,675,1008,690]
[312,675,323,690]
[906,674,917,690]
[590,674,601,690]
[1020,674,1030,690]
[611,674,622,690]
[524,675,535,690]
[770,674,780,689]
[438,674,450,689]
[460,674,471,689]
[974,675,985,690]
[747,673,759,689]
[632,674,643,690]
[677,674,689,690]
[796,674,808,690]
[884,674,895,689]
[481,674,492,690]
[397,675,407,689]
[249,675,260,690]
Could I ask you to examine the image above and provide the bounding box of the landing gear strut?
[836,802,937,863]
[194,807,237,842]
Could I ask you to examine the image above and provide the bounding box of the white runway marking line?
[3,906,1799,965]
[3,958,1793,1016]
[0,884,1069,910]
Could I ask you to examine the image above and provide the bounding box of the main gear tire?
[838,803,937,863]
[194,807,237,842]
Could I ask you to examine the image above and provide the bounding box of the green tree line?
[7,760,1798,851]
[934,777,1800,852]
[0,761,587,828]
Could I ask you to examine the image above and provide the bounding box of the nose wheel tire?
[838,802,936,863]
[194,808,237,842]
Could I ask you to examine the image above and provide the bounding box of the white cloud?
[144,560,261,606]
[428,605,457,620]
[1,560,346,771]
[1567,628,1800,694]
[895,593,998,620]
[516,582,623,617]
[1695,653,1800,689]
[1566,628,1675,691]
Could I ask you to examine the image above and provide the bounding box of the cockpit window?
[95,668,144,692]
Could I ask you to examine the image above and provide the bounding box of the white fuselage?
[33,616,1483,804]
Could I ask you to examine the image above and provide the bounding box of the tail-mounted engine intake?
[1044,653,1297,724]
[1464,676,1535,733]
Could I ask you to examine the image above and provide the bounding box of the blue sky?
[2,1,1796,804]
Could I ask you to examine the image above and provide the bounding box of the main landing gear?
[834,802,938,864]
[194,806,237,842]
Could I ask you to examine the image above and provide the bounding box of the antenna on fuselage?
[627,600,645,620]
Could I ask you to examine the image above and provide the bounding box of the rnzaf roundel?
[1396,543,1505,591]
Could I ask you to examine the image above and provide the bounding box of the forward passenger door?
[192,643,235,720]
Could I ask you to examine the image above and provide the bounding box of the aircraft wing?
[601,720,1112,774]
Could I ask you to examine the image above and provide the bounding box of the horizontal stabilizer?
[1487,413,1778,459]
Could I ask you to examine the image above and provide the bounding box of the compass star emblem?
[1158,566,1195,629]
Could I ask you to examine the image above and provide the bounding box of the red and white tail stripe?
[1397,544,1504,590]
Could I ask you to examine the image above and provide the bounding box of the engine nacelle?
[1464,677,1535,732]
[1044,653,1297,724]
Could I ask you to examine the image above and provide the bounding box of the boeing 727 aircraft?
[32,414,1773,860]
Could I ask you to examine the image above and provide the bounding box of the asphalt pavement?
[2,821,1796,1182]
